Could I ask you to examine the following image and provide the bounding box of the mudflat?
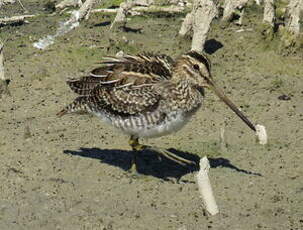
[0,2,302,229]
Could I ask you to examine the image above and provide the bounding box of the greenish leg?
[128,135,195,173]
[128,136,144,173]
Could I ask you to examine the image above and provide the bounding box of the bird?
[57,51,256,172]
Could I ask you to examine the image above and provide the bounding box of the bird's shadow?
[63,147,262,181]
[204,39,224,54]
[94,21,111,27]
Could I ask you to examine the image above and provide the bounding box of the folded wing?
[57,53,174,117]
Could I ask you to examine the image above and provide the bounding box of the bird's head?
[176,50,212,89]
[179,50,256,132]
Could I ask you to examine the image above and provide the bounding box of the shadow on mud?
[63,147,262,180]
[204,39,224,54]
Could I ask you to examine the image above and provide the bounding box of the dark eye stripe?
[187,51,211,72]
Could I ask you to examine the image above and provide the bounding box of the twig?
[179,12,193,36]
[286,0,303,35]
[0,41,10,97]
[191,0,218,52]
[91,5,185,14]
[17,0,27,12]
[55,0,83,10]
[73,0,100,21]
[33,0,100,50]
[255,124,268,145]
[263,0,275,26]
[0,0,16,7]
[179,0,218,50]
[0,14,36,26]
[110,1,134,29]
[108,1,182,29]
[222,0,249,23]
[196,156,219,216]
[0,42,4,81]
[129,5,185,13]
[219,126,227,152]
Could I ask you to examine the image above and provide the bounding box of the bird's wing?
[84,86,161,116]
[66,53,174,96]
[58,54,174,116]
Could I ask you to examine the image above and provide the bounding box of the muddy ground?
[0,1,302,230]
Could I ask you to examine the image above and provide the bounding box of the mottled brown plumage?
[57,51,256,169]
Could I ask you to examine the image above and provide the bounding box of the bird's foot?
[128,135,195,168]
[145,145,196,166]
[128,160,139,174]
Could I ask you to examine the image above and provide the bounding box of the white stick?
[109,0,155,29]
[179,12,193,36]
[0,41,4,81]
[222,0,249,23]
[196,156,219,215]
[91,5,185,14]
[286,0,303,35]
[255,124,268,145]
[0,14,35,26]
[220,126,227,152]
[17,0,27,12]
[110,1,133,29]
[263,0,275,26]
[129,5,184,13]
[255,0,262,5]
[191,0,218,52]
[72,0,100,22]
[33,0,101,50]
[0,0,16,7]
[0,41,10,96]
[56,0,83,9]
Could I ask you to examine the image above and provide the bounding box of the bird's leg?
[144,145,195,166]
[128,135,144,173]
[128,136,195,169]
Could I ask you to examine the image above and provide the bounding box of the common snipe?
[57,51,256,171]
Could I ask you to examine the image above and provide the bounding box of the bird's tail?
[56,96,90,117]
[56,108,68,117]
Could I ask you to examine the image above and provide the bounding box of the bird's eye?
[193,64,200,71]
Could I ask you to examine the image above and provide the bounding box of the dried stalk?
[179,0,217,51]
[0,41,10,97]
[179,12,193,36]
[132,0,154,6]
[0,0,16,7]
[191,0,218,52]
[255,0,262,5]
[110,0,158,29]
[92,5,184,14]
[256,124,268,145]
[69,0,100,22]
[196,156,219,216]
[110,0,135,29]
[0,42,4,81]
[55,0,83,9]
[16,0,27,12]
[263,0,275,26]
[286,0,303,35]
[33,0,101,50]
[222,0,249,23]
[0,14,35,26]
[219,127,227,152]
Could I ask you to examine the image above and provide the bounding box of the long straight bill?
[208,80,256,132]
